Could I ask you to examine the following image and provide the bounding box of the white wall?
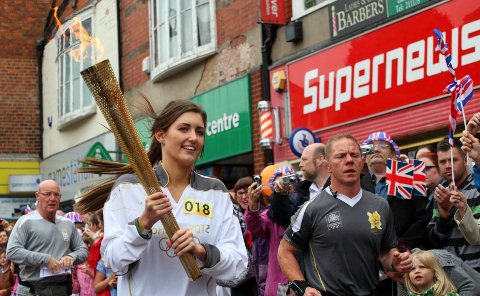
[42,0,119,158]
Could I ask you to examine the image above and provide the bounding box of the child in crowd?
[94,258,117,296]
[405,251,458,296]
[0,251,14,296]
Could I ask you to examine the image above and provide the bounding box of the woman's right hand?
[140,192,173,230]
[247,183,263,211]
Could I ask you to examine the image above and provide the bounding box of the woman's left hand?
[167,228,206,261]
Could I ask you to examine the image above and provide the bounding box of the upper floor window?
[292,0,335,20]
[56,13,96,128]
[149,0,217,80]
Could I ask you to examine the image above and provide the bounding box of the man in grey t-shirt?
[7,180,88,296]
[278,134,412,296]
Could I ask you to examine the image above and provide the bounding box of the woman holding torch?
[101,99,248,295]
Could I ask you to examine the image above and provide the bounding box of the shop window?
[56,12,97,129]
[149,0,217,80]
[292,0,335,20]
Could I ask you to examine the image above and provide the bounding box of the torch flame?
[68,17,104,62]
[53,6,63,31]
[52,7,104,62]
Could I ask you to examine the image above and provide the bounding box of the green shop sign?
[84,142,113,162]
[192,76,252,165]
[386,0,431,17]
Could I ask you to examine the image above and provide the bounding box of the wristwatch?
[288,280,309,296]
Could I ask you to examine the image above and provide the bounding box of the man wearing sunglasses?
[7,180,88,296]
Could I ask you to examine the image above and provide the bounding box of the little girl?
[405,251,459,296]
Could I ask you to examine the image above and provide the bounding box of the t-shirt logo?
[61,228,69,243]
[326,211,342,230]
[367,211,382,230]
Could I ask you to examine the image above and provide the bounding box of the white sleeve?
[101,183,148,274]
[200,194,248,281]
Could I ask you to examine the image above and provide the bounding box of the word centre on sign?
[206,113,240,136]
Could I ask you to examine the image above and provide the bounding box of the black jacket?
[268,180,312,228]
[361,173,429,250]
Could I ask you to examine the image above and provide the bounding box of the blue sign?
[288,127,319,157]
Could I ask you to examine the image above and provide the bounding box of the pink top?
[244,208,288,296]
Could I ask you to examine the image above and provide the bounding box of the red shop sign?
[260,0,286,25]
[287,0,480,131]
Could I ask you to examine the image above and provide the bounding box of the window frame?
[292,0,336,20]
[148,0,217,81]
[55,10,97,130]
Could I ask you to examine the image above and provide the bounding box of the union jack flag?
[386,159,414,199]
[409,159,427,197]
[456,75,474,113]
[433,29,455,77]
[434,28,475,147]
[448,91,458,147]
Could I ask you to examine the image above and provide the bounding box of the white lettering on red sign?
[302,20,480,114]
[270,0,278,17]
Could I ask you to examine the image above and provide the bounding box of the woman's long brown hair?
[74,98,207,214]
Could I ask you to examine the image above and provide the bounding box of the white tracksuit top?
[102,165,248,296]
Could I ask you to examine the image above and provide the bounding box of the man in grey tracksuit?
[7,180,88,296]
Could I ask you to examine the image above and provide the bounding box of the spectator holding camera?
[268,143,329,228]
[245,167,301,296]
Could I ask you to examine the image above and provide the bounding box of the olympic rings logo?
[158,236,201,258]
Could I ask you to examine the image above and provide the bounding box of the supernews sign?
[288,0,480,131]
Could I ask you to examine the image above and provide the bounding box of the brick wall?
[0,0,51,155]
[250,68,267,174]
[216,0,259,45]
[120,0,150,90]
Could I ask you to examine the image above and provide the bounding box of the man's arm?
[277,239,303,280]
[67,224,89,264]
[379,248,412,274]
[278,239,321,296]
[455,206,480,245]
[6,220,51,267]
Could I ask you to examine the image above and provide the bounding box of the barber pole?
[258,101,273,149]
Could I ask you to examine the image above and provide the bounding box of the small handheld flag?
[386,159,414,199]
[409,159,427,197]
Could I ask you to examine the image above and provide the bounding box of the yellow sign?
[0,161,40,194]
[183,198,212,218]
[272,70,286,92]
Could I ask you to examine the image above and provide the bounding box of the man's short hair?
[311,143,326,159]
[325,134,360,160]
[437,136,465,157]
